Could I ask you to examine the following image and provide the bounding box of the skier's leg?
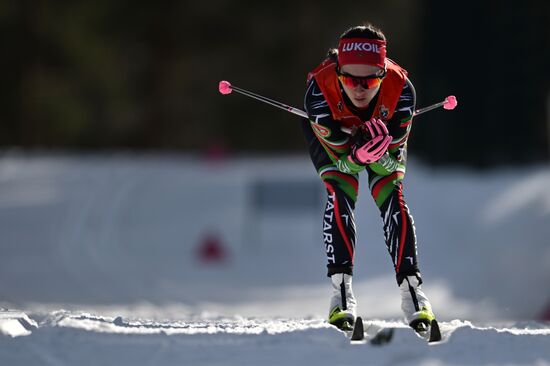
[321,171,359,329]
[376,181,419,277]
[301,119,358,329]
[369,173,435,329]
[321,171,358,277]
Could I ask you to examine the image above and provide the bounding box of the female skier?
[302,23,436,332]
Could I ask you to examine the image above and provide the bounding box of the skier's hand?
[350,118,392,165]
[360,118,389,140]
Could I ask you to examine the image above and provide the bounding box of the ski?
[369,327,394,345]
[350,316,365,341]
[347,318,442,345]
[411,318,442,343]
[428,319,442,343]
[411,318,443,343]
[347,317,394,345]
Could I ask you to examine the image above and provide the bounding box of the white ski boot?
[399,274,436,332]
[328,273,357,330]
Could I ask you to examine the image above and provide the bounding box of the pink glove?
[350,118,392,165]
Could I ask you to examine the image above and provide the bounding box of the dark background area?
[2,0,549,167]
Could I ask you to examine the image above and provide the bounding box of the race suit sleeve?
[368,78,416,176]
[304,77,416,176]
[303,78,364,175]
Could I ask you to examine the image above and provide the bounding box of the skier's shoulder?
[304,77,330,119]
[397,77,416,107]
[307,52,338,84]
[304,55,340,115]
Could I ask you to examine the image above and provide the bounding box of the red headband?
[337,38,387,69]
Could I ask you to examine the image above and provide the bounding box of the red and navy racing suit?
[302,58,422,285]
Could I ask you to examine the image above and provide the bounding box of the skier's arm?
[367,78,416,176]
[304,79,365,175]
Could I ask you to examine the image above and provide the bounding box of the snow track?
[1,310,549,366]
[43,310,332,336]
[1,155,550,365]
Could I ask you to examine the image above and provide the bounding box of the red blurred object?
[197,233,228,264]
[541,302,550,321]
[202,139,229,162]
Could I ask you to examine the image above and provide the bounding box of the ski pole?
[414,95,457,116]
[218,80,457,134]
[218,80,308,118]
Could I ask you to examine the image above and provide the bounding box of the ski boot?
[328,273,357,331]
[398,274,437,333]
[409,306,436,333]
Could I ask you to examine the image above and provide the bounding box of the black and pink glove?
[349,118,392,165]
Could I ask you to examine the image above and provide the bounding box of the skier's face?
[339,64,384,109]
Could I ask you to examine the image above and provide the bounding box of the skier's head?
[331,23,388,109]
[338,24,386,45]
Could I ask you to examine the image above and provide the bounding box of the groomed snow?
[0,153,549,365]
[1,309,549,365]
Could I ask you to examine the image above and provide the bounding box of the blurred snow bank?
[0,153,549,320]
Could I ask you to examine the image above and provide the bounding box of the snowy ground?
[1,153,549,365]
[1,309,549,365]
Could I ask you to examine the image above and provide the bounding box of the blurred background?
[1,0,549,322]
[3,0,549,162]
